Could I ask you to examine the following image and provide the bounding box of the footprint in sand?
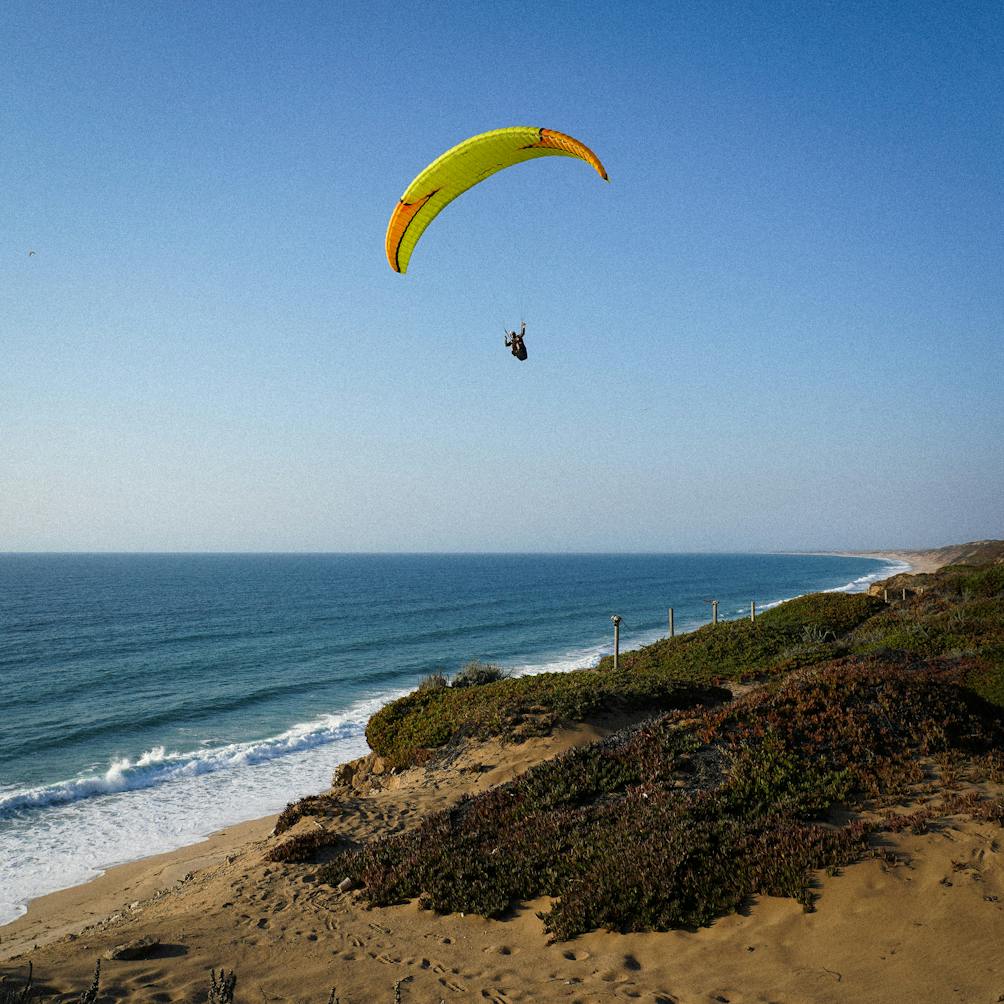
[563,949,590,961]
[438,976,468,992]
[600,970,629,982]
[131,988,171,1004]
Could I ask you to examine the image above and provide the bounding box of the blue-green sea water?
[0,552,903,923]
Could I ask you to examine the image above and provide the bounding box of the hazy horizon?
[0,547,960,557]
[3,1,1001,552]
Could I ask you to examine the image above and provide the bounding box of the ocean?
[0,552,904,924]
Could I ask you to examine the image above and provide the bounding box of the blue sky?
[2,0,1001,551]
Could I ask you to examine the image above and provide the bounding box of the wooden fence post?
[611,615,622,671]
[711,600,719,625]
[668,607,674,638]
[750,600,756,622]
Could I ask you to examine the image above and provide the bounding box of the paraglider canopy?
[385,126,608,274]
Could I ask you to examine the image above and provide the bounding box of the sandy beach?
[848,551,942,575]
[4,547,1003,1004]
[2,730,1002,1003]
[3,735,1003,1004]
[844,542,1004,576]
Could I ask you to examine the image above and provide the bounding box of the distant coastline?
[836,542,1004,575]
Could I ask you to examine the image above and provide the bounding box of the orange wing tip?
[385,193,435,273]
[384,201,412,272]
[537,128,608,181]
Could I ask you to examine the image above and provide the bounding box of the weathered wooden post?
[883,588,889,603]
[902,587,907,601]
[668,607,675,638]
[750,600,756,622]
[711,600,719,625]
[611,615,622,671]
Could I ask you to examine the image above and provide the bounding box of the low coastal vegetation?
[365,591,883,768]
[595,591,884,679]
[325,656,1004,939]
[366,664,730,769]
[315,558,1004,939]
[848,562,1004,706]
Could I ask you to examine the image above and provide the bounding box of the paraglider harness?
[505,321,527,361]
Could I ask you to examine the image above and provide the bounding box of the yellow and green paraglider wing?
[386,126,608,273]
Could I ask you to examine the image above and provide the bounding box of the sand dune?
[848,539,1004,575]
[3,720,1002,1004]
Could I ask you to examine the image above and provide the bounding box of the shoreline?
[0,719,626,963]
[0,551,927,945]
[0,815,277,962]
[2,548,1001,1003]
[838,543,1002,576]
[836,550,938,573]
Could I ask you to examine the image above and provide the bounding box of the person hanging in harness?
[504,321,528,361]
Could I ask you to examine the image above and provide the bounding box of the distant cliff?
[903,539,1004,566]
[869,539,1003,596]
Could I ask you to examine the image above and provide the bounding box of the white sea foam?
[757,557,908,612]
[0,635,676,926]
[506,621,703,678]
[827,558,912,592]
[1,710,371,817]
[0,690,406,925]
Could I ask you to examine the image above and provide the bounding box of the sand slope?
[3,719,1003,1004]
[852,540,1004,575]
